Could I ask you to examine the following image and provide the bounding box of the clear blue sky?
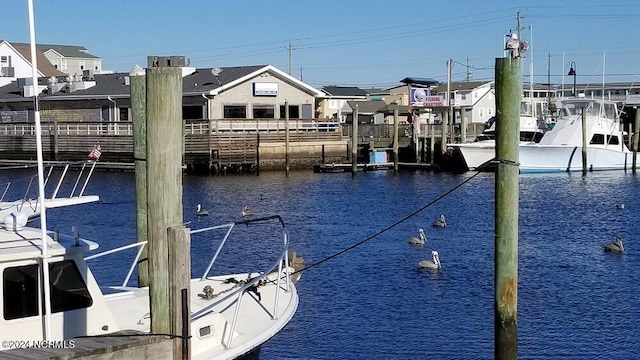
[4,0,640,89]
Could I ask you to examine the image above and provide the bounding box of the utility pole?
[288,41,293,75]
[466,57,471,82]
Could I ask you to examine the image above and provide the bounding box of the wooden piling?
[633,108,639,173]
[130,65,149,287]
[146,65,184,335]
[461,107,467,143]
[494,57,521,360]
[441,110,449,154]
[352,105,358,176]
[285,100,290,177]
[393,108,399,173]
[168,225,191,360]
[582,108,588,174]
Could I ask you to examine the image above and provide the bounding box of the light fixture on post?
[568,61,577,97]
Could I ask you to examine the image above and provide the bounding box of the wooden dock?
[313,162,438,173]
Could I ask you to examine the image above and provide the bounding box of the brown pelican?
[418,251,441,270]
[432,214,447,228]
[604,236,624,253]
[408,228,426,245]
[196,204,209,216]
[241,205,253,217]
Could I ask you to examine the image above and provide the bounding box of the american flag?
[88,144,101,160]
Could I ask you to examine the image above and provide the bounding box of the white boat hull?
[518,144,636,173]
[448,142,496,170]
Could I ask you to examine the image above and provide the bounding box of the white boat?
[444,99,551,171]
[519,97,636,173]
[0,2,300,358]
[0,161,100,220]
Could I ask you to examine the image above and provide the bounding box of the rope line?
[296,171,483,274]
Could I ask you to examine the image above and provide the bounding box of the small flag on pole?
[88,144,101,160]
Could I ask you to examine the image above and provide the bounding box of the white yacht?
[445,99,551,171]
[519,97,636,173]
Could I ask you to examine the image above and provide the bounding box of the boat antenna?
[28,0,52,340]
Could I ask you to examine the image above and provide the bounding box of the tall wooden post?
[581,108,588,174]
[633,108,639,173]
[53,120,59,160]
[494,57,521,360]
[168,225,191,360]
[460,107,467,143]
[393,108,399,173]
[146,62,184,335]
[430,124,435,165]
[441,110,448,154]
[256,133,260,176]
[285,100,290,177]
[352,105,359,176]
[130,65,149,287]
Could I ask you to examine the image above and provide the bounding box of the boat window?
[604,104,617,119]
[590,134,605,145]
[520,102,533,116]
[608,135,619,145]
[3,260,93,320]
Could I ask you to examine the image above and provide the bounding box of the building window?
[488,108,493,116]
[61,59,67,70]
[183,105,203,120]
[253,104,275,119]
[119,108,129,121]
[279,105,299,119]
[3,260,93,320]
[0,55,9,65]
[79,60,85,70]
[479,108,484,117]
[224,105,247,119]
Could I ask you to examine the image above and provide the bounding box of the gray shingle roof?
[321,86,367,97]
[11,43,100,59]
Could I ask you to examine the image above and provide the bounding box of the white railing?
[83,215,294,350]
[0,122,134,136]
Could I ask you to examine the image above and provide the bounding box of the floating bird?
[432,214,447,228]
[616,203,625,210]
[418,250,441,270]
[408,228,427,245]
[241,205,253,217]
[604,236,624,253]
[196,204,209,216]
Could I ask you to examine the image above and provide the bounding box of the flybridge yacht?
[444,99,551,171]
[519,97,636,173]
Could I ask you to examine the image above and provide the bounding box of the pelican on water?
[241,205,253,217]
[418,250,441,270]
[408,228,427,245]
[616,203,625,210]
[196,204,209,216]
[604,236,624,253]
[432,214,447,228]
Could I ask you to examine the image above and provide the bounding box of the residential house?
[0,40,65,88]
[430,80,495,125]
[317,86,367,122]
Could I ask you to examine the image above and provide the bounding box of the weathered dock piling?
[494,56,521,360]
[634,108,639,173]
[131,64,149,287]
[145,57,191,359]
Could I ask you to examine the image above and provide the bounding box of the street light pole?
[568,61,577,97]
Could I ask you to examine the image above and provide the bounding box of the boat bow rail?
[84,214,297,351]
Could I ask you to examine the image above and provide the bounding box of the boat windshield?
[520,102,534,116]
[562,101,600,117]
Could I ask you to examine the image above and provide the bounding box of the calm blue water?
[2,168,639,359]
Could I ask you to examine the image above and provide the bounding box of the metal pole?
[494,57,521,360]
[352,105,359,176]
